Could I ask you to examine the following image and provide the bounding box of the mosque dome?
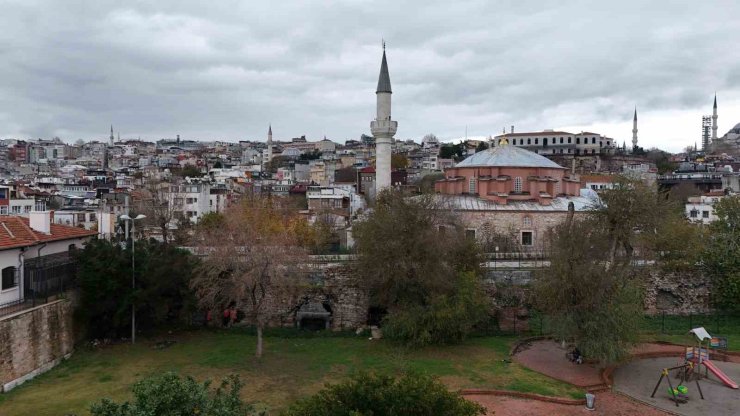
[455,141,565,169]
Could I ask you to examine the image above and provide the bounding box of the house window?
[1,266,17,290]
[465,229,477,240]
[702,211,710,218]
[689,210,698,218]
[592,137,596,144]
[11,206,20,214]
[560,137,563,144]
[77,213,85,222]
[543,138,548,147]
[527,139,531,145]
[535,138,538,144]
[514,177,523,193]
[469,177,476,194]
[24,205,32,213]
[568,137,572,144]
[576,137,580,144]
[523,216,532,228]
[555,182,562,195]
[0,206,7,215]
[89,213,96,221]
[521,231,533,246]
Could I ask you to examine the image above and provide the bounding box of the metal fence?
[528,310,740,338]
[0,254,77,319]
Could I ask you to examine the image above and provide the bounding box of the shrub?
[283,372,485,416]
[382,271,489,348]
[90,373,257,416]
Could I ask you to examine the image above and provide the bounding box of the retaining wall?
[0,299,74,392]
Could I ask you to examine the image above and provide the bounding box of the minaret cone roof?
[633,108,637,121]
[376,49,392,94]
[714,94,717,109]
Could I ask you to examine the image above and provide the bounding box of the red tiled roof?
[0,216,96,250]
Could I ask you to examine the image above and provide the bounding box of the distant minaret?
[110,125,115,146]
[712,93,718,142]
[632,108,638,150]
[266,124,273,166]
[370,42,397,194]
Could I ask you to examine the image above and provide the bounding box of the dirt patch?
[468,391,669,415]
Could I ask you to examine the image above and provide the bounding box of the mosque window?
[592,137,596,144]
[527,138,531,145]
[535,138,539,144]
[568,137,572,144]
[560,137,564,144]
[555,182,562,195]
[523,216,532,228]
[469,177,476,194]
[576,137,580,144]
[514,177,523,193]
[521,232,533,246]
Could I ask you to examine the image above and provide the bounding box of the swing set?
[650,361,704,407]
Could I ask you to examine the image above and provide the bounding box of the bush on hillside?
[283,372,485,416]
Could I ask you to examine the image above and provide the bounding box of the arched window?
[514,177,523,193]
[522,216,532,228]
[1,266,17,290]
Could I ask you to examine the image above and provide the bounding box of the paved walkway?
[468,392,668,415]
[514,340,604,387]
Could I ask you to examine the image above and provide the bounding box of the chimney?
[511,125,514,134]
[29,203,52,234]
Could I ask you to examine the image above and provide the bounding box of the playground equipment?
[685,327,738,389]
[651,362,704,407]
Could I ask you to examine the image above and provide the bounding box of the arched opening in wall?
[367,306,387,326]
[296,301,332,331]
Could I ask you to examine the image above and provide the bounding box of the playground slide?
[703,359,739,389]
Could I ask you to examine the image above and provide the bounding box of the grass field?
[0,328,582,415]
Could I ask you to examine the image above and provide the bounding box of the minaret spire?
[264,124,273,171]
[712,93,718,142]
[632,107,638,150]
[370,43,397,195]
[110,125,115,146]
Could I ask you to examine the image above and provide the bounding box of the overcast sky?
[1,0,739,152]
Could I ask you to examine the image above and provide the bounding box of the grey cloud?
[0,0,739,150]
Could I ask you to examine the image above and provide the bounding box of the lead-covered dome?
[455,143,565,169]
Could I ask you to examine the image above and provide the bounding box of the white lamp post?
[120,214,146,344]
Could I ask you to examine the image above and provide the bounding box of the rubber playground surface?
[613,357,740,416]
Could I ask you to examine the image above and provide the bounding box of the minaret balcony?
[371,119,397,137]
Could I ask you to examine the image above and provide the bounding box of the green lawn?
[0,329,582,415]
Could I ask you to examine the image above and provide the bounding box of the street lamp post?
[121,214,146,344]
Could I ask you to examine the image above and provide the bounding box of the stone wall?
[643,269,712,315]
[248,264,370,331]
[0,299,74,392]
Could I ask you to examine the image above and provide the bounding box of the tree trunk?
[256,324,263,358]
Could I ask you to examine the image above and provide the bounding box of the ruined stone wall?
[247,264,370,331]
[643,269,712,315]
[0,299,75,392]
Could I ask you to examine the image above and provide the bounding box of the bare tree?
[135,176,183,243]
[189,195,308,358]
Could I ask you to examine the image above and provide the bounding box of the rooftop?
[0,216,97,250]
[455,143,565,169]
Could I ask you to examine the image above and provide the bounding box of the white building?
[685,194,724,224]
[0,211,96,307]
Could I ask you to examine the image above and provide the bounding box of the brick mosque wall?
[0,299,75,392]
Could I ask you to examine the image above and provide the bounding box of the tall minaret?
[266,124,273,166]
[631,108,638,150]
[712,93,718,142]
[370,42,397,194]
[110,125,115,146]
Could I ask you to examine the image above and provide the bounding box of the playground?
[503,327,740,416]
[613,357,740,416]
